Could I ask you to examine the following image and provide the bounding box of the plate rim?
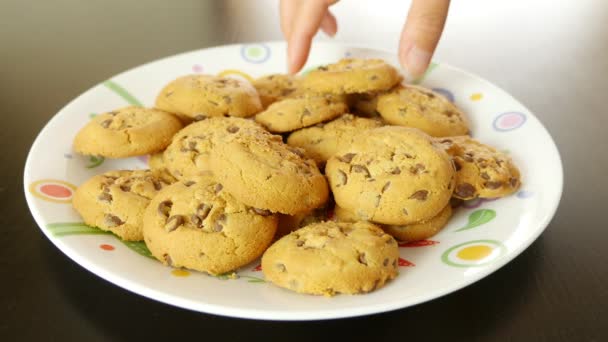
[23,40,564,320]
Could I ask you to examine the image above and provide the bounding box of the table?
[2,0,607,340]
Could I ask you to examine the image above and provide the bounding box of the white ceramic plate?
[24,42,562,320]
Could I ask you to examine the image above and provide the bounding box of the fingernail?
[405,45,432,79]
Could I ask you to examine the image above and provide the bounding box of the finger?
[288,0,330,74]
[319,10,338,37]
[280,0,297,39]
[398,0,450,78]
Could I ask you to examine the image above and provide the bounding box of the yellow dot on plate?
[217,69,254,83]
[457,245,493,261]
[470,93,483,101]
[171,269,191,277]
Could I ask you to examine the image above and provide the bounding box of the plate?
[24,41,563,320]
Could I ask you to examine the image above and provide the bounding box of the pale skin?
[280,0,450,77]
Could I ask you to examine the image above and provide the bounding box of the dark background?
[2,1,607,341]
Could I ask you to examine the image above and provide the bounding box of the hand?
[280,0,450,78]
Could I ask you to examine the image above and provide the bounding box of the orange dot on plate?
[470,93,483,101]
[100,244,115,251]
[171,269,191,277]
[457,245,493,260]
[40,184,72,198]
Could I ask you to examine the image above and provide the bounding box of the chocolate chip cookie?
[253,73,300,108]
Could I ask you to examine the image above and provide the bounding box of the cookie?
[209,134,329,215]
[253,74,300,108]
[143,175,278,275]
[287,114,383,166]
[276,205,331,238]
[262,221,399,296]
[148,152,178,183]
[155,75,262,121]
[72,170,174,241]
[346,92,381,118]
[334,204,452,243]
[325,126,455,225]
[376,85,470,137]
[302,58,401,94]
[254,93,348,133]
[163,117,268,180]
[73,106,183,158]
[436,136,521,199]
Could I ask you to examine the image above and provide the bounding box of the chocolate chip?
[302,108,311,116]
[119,184,131,192]
[208,100,218,106]
[196,204,212,221]
[480,172,490,180]
[253,208,272,216]
[369,75,379,80]
[276,263,286,272]
[226,125,239,133]
[213,214,226,232]
[383,258,389,266]
[455,183,476,198]
[163,254,173,267]
[188,141,198,152]
[183,181,195,187]
[381,181,391,193]
[296,240,304,247]
[100,119,112,128]
[223,95,232,104]
[336,170,348,186]
[151,179,162,191]
[190,214,204,228]
[404,153,414,159]
[288,147,305,158]
[410,163,426,175]
[338,153,356,163]
[317,66,328,71]
[392,259,397,268]
[214,183,223,193]
[426,92,436,99]
[509,177,519,187]
[104,214,124,227]
[402,208,409,215]
[98,192,112,203]
[390,167,401,175]
[358,253,368,266]
[454,161,462,171]
[484,181,503,189]
[193,114,207,121]
[409,190,428,200]
[352,164,371,178]
[444,110,454,117]
[165,215,184,232]
[374,195,381,207]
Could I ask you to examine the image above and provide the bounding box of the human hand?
[279,0,450,78]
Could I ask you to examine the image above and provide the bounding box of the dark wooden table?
[2,1,607,340]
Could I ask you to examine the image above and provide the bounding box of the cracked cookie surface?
[334,204,452,243]
[377,85,470,137]
[143,175,278,275]
[302,58,401,94]
[209,133,329,215]
[163,117,268,180]
[436,136,521,199]
[262,221,399,296]
[253,73,300,108]
[155,74,262,121]
[73,106,183,158]
[326,126,455,225]
[287,114,383,166]
[72,170,174,241]
[254,93,347,133]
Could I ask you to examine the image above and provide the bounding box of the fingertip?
[287,34,311,74]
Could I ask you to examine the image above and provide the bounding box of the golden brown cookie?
[436,136,521,199]
[254,93,348,133]
[287,114,383,166]
[143,175,278,275]
[72,170,174,241]
[163,117,268,180]
[334,204,452,243]
[302,58,401,94]
[73,106,182,158]
[155,75,262,121]
[209,134,329,215]
[253,73,300,108]
[325,126,455,225]
[262,221,399,296]
[376,85,470,137]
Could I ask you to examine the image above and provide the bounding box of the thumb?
[399,0,450,78]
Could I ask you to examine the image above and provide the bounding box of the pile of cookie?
[72,58,521,296]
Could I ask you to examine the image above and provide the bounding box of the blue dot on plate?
[517,190,533,199]
[432,88,454,103]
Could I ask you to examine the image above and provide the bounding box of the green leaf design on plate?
[86,155,105,168]
[46,222,153,258]
[122,241,153,258]
[103,80,143,106]
[47,222,112,237]
[412,62,438,84]
[214,272,239,280]
[456,209,496,232]
[89,112,97,119]
[241,275,266,283]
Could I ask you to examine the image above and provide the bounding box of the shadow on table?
[44,235,546,341]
